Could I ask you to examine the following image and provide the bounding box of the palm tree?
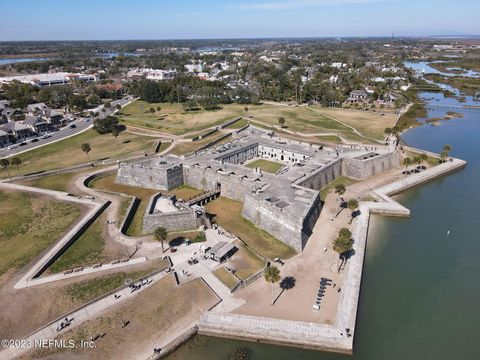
[347,199,359,224]
[384,127,392,136]
[442,144,452,161]
[333,227,353,271]
[149,107,155,114]
[154,227,168,253]
[244,107,249,113]
[0,158,11,180]
[334,183,346,218]
[264,265,281,305]
[403,157,412,174]
[156,106,161,112]
[11,157,22,177]
[81,143,92,164]
[278,117,286,128]
[419,153,428,168]
[112,126,120,144]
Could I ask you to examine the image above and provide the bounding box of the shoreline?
[186,152,466,354]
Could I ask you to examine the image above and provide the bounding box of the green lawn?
[117,100,383,144]
[2,129,158,179]
[245,159,284,173]
[0,190,82,277]
[87,174,158,236]
[19,172,78,192]
[47,214,109,273]
[117,101,244,135]
[213,267,240,289]
[205,197,296,259]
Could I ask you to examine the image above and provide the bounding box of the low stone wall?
[143,209,198,234]
[198,313,351,354]
[344,151,399,179]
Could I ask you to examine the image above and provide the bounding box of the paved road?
[0,96,134,158]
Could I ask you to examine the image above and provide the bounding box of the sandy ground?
[232,164,412,324]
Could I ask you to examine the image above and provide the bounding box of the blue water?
[167,63,480,360]
[0,58,50,65]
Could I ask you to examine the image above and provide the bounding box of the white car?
[7,144,18,150]
[41,134,51,139]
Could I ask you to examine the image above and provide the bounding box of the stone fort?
[116,126,399,252]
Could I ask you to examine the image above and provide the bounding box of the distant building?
[0,72,99,88]
[347,90,369,104]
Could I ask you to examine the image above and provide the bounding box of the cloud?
[234,0,388,10]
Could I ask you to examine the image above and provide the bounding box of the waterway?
[167,64,480,360]
[0,58,50,65]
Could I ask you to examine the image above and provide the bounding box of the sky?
[0,0,479,41]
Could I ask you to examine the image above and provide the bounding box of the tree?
[403,157,412,174]
[0,158,11,180]
[81,143,92,164]
[419,153,428,168]
[334,183,346,218]
[112,126,120,144]
[278,117,286,128]
[441,144,452,161]
[264,265,281,305]
[347,199,359,224]
[11,157,22,177]
[149,107,155,114]
[244,107,249,113]
[156,106,161,111]
[93,115,119,134]
[384,127,392,136]
[115,104,121,110]
[333,227,353,271]
[154,227,168,253]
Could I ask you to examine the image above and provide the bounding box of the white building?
[0,72,99,87]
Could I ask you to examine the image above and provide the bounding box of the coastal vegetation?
[0,190,82,277]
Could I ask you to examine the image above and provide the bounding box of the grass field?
[310,106,397,140]
[19,172,79,192]
[0,190,82,277]
[117,101,244,135]
[231,241,266,280]
[87,174,158,236]
[169,185,204,201]
[205,197,296,259]
[47,213,112,273]
[1,129,158,179]
[245,159,284,173]
[62,258,169,303]
[166,230,205,247]
[117,100,389,144]
[30,276,218,360]
[213,267,240,289]
[169,132,231,155]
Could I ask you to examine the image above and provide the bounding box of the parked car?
[69,124,77,129]
[7,144,18,150]
[19,142,27,146]
[30,138,39,143]
[41,134,51,139]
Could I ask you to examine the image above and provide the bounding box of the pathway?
[0,269,171,360]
